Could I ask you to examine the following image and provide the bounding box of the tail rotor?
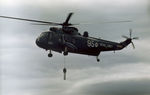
[122,29,139,49]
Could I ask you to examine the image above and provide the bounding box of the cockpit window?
[39,32,48,37]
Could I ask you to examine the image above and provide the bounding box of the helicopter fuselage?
[36,27,131,57]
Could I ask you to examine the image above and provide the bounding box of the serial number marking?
[87,40,99,48]
[87,40,114,48]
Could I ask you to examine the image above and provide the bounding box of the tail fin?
[119,39,132,49]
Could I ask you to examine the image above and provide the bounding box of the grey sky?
[1,0,150,95]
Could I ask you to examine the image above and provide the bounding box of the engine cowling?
[62,27,78,34]
[83,31,89,37]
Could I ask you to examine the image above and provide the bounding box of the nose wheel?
[48,50,53,57]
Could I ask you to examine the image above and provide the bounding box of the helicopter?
[0,13,138,62]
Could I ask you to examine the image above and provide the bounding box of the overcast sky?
[0,0,150,95]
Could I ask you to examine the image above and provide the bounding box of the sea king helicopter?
[0,13,138,62]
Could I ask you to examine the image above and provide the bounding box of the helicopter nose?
[35,32,49,49]
[35,37,42,48]
[35,37,48,50]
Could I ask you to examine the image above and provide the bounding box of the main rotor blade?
[101,20,132,23]
[78,20,132,25]
[31,23,80,26]
[0,15,61,25]
[31,23,58,26]
[64,12,74,25]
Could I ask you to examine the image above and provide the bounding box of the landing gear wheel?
[48,53,53,57]
[96,56,100,62]
[63,52,68,56]
[63,47,68,56]
[48,50,53,57]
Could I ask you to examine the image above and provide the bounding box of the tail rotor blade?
[132,37,139,40]
[122,35,129,39]
[129,29,132,38]
[131,42,135,49]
